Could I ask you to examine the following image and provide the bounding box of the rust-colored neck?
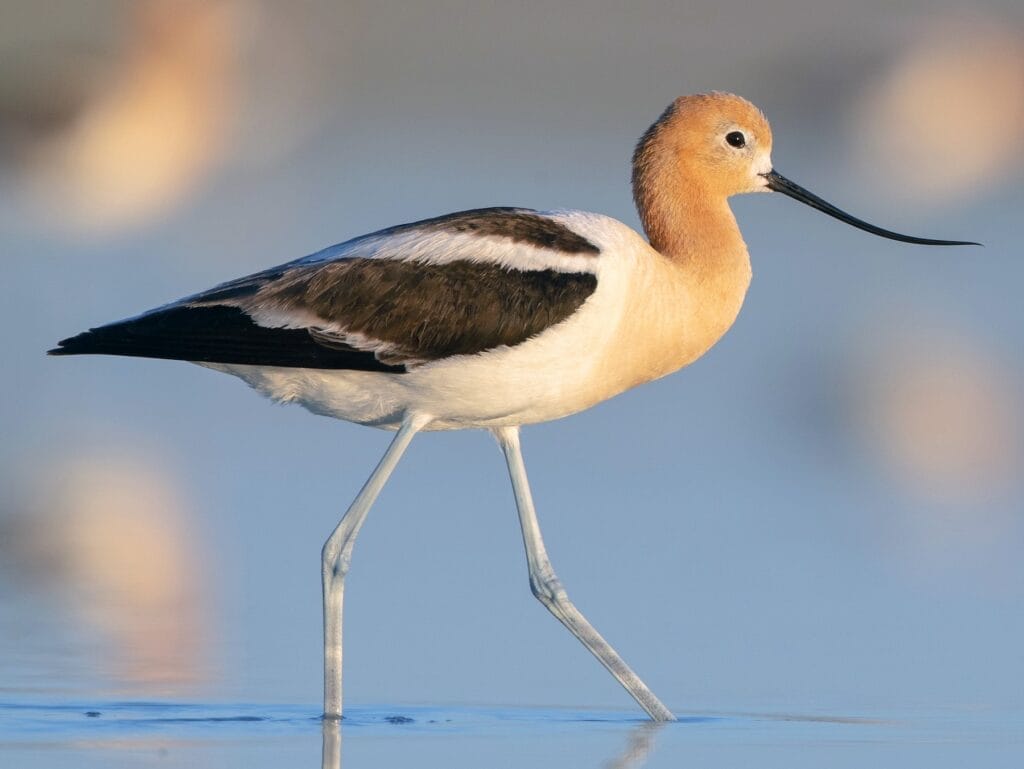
[633,150,750,286]
[641,185,743,261]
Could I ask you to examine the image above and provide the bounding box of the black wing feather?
[49,305,403,372]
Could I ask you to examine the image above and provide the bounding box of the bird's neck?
[637,179,749,274]
[639,181,751,306]
[630,174,753,374]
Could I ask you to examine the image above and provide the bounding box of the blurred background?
[1,0,1022,716]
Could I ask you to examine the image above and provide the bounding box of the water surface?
[2,700,1021,768]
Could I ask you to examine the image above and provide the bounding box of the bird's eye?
[725,131,746,148]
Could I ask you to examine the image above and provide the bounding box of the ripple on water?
[0,700,1021,758]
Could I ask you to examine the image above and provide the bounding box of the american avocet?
[51,92,975,722]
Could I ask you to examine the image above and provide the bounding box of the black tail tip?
[48,332,90,356]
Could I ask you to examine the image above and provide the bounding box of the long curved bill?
[762,170,979,246]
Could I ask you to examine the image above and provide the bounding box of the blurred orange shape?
[853,14,1024,204]
[854,327,1021,504]
[27,450,209,689]
[24,0,239,234]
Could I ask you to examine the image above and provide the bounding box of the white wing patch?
[296,228,599,275]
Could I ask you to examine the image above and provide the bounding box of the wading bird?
[51,93,974,721]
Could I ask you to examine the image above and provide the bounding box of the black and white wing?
[50,208,601,373]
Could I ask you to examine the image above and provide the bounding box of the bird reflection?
[601,722,663,769]
[319,716,663,769]
[321,718,341,769]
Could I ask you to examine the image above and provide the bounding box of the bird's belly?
[204,348,617,431]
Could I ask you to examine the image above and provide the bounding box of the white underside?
[203,343,607,431]
[201,212,691,431]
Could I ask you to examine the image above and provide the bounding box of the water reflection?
[319,715,663,769]
[2,701,1020,767]
[601,722,662,769]
[321,718,340,769]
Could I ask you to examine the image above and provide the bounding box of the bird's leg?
[322,412,429,719]
[492,425,676,722]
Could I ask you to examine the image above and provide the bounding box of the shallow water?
[2,700,1021,768]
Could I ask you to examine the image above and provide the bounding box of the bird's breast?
[596,246,752,392]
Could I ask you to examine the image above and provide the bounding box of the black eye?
[726,131,746,148]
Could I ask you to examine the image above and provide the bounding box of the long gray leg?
[322,412,430,718]
[493,425,676,722]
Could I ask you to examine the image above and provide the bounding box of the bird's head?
[633,91,978,246]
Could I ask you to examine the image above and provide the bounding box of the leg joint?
[321,541,352,582]
[529,570,568,607]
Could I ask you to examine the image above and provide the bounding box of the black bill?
[762,170,979,246]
